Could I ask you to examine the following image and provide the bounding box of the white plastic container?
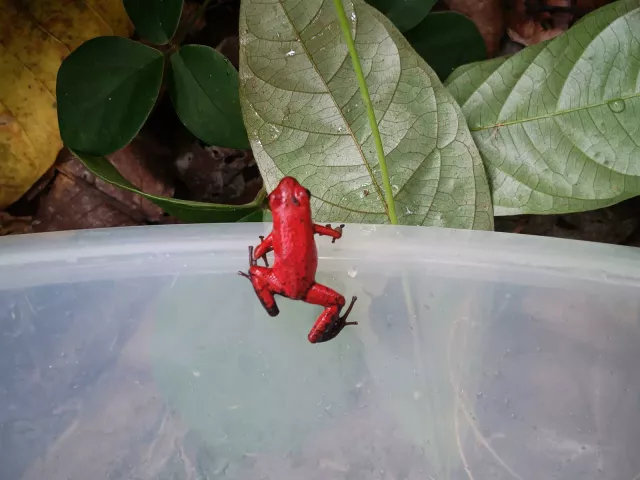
[1,223,639,480]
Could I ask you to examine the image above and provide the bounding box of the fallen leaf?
[507,0,570,46]
[576,0,613,13]
[495,204,639,244]
[216,35,240,70]
[507,23,565,45]
[444,0,506,56]
[0,212,32,236]
[35,136,176,232]
[0,0,134,209]
[34,172,142,232]
[104,137,175,220]
[60,136,175,222]
[173,142,262,205]
[506,0,614,46]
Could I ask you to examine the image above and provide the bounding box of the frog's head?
[268,176,311,211]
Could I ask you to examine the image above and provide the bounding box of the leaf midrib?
[177,48,228,118]
[74,58,162,112]
[469,92,640,132]
[271,0,389,218]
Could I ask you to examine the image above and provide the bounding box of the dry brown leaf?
[444,0,506,57]
[576,0,613,11]
[35,137,176,232]
[216,35,240,70]
[100,136,174,221]
[507,22,565,45]
[174,142,261,205]
[0,211,32,235]
[506,0,614,46]
[0,0,134,209]
[34,172,141,232]
[507,0,569,45]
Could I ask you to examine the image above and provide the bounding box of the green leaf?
[71,150,266,223]
[365,0,437,32]
[124,0,184,44]
[446,0,640,215]
[169,45,250,149]
[57,36,164,156]
[239,0,493,230]
[405,12,486,81]
[385,0,438,32]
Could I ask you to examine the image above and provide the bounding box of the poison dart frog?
[238,176,358,343]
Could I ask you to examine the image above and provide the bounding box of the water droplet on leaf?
[608,99,625,113]
[285,50,296,57]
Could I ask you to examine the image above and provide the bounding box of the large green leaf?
[446,0,640,215]
[124,0,184,45]
[405,12,486,81]
[57,37,164,156]
[72,151,266,222]
[169,45,250,149]
[239,0,493,230]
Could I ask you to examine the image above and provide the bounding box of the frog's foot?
[339,295,358,324]
[305,283,358,343]
[239,265,280,317]
[330,224,345,243]
[238,246,257,279]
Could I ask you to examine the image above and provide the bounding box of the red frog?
[238,176,358,343]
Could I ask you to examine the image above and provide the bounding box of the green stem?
[332,0,398,225]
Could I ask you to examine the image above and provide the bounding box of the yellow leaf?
[0,0,134,208]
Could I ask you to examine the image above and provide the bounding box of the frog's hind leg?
[304,283,358,343]
[238,255,281,317]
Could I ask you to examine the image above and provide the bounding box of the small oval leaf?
[57,36,164,156]
[365,0,436,32]
[72,150,266,222]
[169,45,250,149]
[384,0,437,32]
[405,12,486,81]
[446,0,640,215]
[124,0,184,45]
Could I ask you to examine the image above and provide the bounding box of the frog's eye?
[305,188,311,197]
[268,191,281,205]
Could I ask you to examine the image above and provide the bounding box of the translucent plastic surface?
[1,224,640,480]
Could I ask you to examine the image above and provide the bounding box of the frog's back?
[271,214,317,298]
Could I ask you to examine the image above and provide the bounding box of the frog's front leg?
[254,232,273,266]
[313,224,345,243]
[303,282,357,343]
[238,246,282,316]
